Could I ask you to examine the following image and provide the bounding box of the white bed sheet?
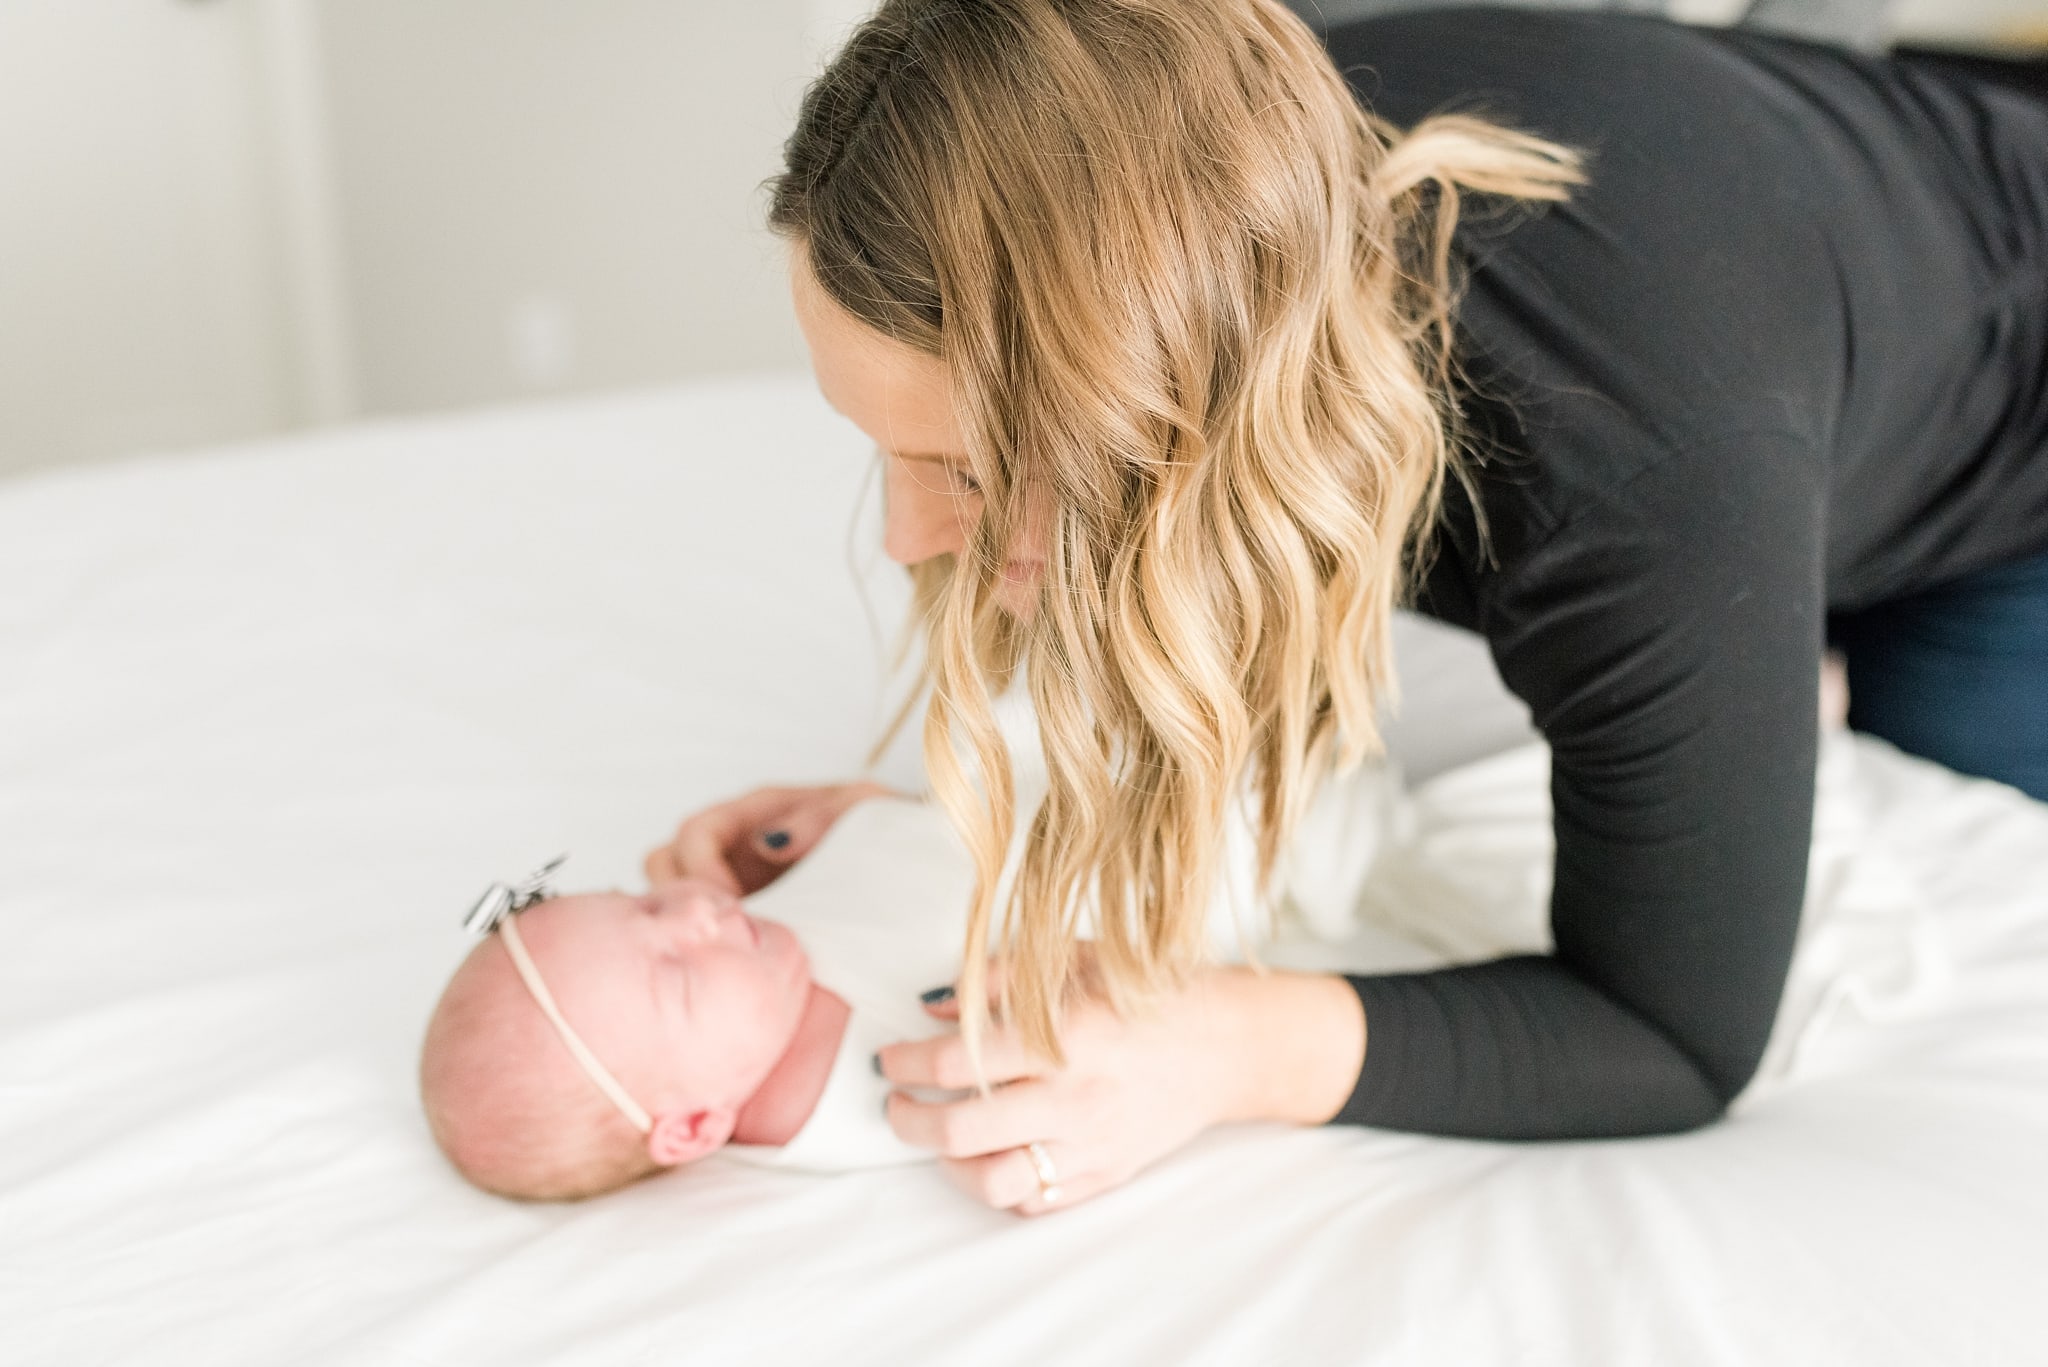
[3,375,2045,1366]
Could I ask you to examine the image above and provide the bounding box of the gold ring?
[1024,1141,1062,1204]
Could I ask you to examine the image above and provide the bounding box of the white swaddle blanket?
[1322,724,1960,1104]
[718,682,1412,1173]
[995,678,1414,961]
[719,796,976,1172]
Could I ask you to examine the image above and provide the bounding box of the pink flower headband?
[463,856,653,1135]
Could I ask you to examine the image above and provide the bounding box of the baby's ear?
[645,1106,736,1167]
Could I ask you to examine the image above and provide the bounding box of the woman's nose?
[882,459,968,566]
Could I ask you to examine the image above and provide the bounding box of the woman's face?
[789,245,1043,615]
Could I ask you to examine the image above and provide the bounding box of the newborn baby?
[422,667,1415,1203]
[422,797,982,1201]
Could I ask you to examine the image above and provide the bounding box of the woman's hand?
[877,946,1366,1217]
[643,779,904,896]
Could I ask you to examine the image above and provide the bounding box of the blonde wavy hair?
[767,0,1586,1081]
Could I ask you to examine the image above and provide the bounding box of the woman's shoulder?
[1319,7,2038,255]
[1322,8,1767,123]
[1320,6,1866,129]
[1413,409,1824,633]
[1324,11,1853,554]
[1319,7,1958,247]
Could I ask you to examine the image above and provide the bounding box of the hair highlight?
[770,0,1586,1083]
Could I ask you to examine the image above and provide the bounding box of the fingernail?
[919,984,955,1005]
[762,830,791,850]
[881,1092,893,1120]
[870,1051,884,1076]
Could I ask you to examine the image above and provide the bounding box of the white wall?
[806,0,882,63]
[314,0,819,417]
[2,0,2038,478]
[0,0,846,477]
[1892,0,2048,47]
[0,0,293,477]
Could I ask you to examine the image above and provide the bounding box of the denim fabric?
[1828,546,2048,802]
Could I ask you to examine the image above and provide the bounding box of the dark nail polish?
[919,984,955,1005]
[762,830,791,850]
[870,1051,884,1076]
[882,1093,893,1120]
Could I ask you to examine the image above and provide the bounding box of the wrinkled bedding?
[3,376,2044,1365]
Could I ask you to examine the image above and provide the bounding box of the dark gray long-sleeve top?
[1319,9,2048,1138]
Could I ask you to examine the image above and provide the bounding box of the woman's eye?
[950,468,983,495]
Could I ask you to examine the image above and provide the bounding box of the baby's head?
[421,877,812,1201]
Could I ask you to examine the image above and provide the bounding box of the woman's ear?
[645,1106,736,1167]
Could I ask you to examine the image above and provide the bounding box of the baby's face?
[509,879,813,1111]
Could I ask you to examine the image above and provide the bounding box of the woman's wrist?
[1204,966,1367,1126]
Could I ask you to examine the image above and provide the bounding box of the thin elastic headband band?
[497,915,654,1136]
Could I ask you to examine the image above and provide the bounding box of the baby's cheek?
[766,963,812,1055]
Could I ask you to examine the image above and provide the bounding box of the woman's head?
[790,250,1047,617]
[769,0,1584,1075]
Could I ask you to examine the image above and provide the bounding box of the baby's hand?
[644,779,903,895]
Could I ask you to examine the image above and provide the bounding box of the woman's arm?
[1209,967,1368,1126]
[1329,428,1827,1138]
[885,428,1829,1208]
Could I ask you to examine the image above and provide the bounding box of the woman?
[647,1,2048,1215]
